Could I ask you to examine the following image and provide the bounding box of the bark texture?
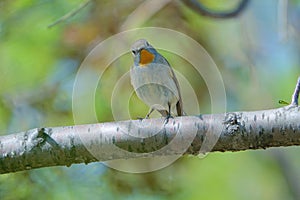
[0,105,300,174]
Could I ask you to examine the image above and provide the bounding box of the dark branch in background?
[181,0,250,18]
[47,0,249,29]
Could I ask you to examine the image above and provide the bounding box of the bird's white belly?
[130,64,179,109]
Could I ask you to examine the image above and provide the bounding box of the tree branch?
[47,0,91,28]
[0,105,299,174]
[0,76,299,174]
[181,0,250,18]
[291,76,300,106]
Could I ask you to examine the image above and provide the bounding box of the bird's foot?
[164,114,174,124]
[137,115,150,121]
[137,117,144,121]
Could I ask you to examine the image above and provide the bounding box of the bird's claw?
[164,114,174,124]
[137,115,150,121]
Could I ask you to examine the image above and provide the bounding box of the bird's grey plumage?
[130,39,183,117]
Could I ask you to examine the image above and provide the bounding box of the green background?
[1,0,300,199]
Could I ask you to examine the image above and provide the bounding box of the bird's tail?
[176,100,185,116]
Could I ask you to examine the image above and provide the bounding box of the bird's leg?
[145,107,155,119]
[164,102,173,124]
[137,107,154,120]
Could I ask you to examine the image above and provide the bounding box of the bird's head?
[131,39,157,66]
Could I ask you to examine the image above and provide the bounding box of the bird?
[130,39,183,120]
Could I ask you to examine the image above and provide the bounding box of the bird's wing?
[162,57,184,116]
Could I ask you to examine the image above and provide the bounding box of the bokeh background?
[1,0,300,199]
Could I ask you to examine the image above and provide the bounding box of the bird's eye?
[131,50,137,55]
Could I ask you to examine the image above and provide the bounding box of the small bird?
[130,39,183,120]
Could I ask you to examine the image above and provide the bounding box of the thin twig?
[181,0,250,18]
[291,76,300,106]
[48,0,91,28]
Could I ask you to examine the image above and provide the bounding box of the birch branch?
[0,77,299,174]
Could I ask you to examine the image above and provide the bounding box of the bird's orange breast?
[139,49,155,66]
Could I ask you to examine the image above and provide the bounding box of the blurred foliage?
[1,0,300,199]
